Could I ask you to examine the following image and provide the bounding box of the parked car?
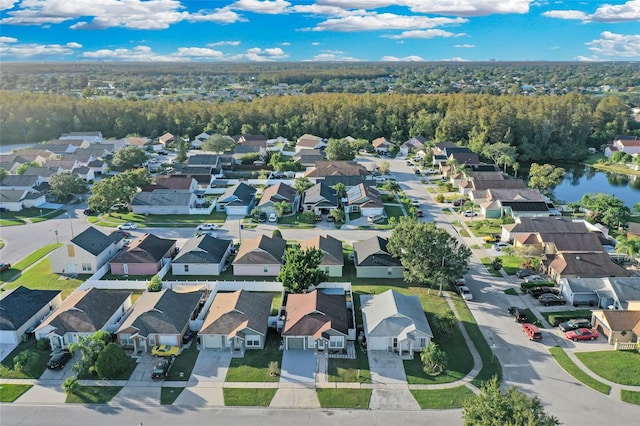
[484,234,501,243]
[406,161,413,166]
[462,210,478,217]
[558,319,592,332]
[528,286,559,298]
[516,269,537,279]
[110,203,128,212]
[197,223,219,231]
[416,209,424,217]
[522,323,543,341]
[373,176,386,182]
[268,213,278,222]
[414,169,421,175]
[508,307,529,323]
[492,242,510,251]
[151,345,180,357]
[524,275,546,283]
[111,230,131,238]
[411,199,420,207]
[454,277,466,286]
[367,214,385,224]
[182,330,195,344]
[151,357,173,380]
[258,212,267,222]
[0,263,11,273]
[83,208,96,216]
[326,215,335,222]
[47,350,72,370]
[452,198,465,207]
[117,222,138,230]
[565,328,599,342]
[538,294,567,306]
[458,286,473,301]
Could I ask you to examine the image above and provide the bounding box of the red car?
[565,328,598,342]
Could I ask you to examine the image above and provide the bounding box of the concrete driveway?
[367,350,420,410]
[172,349,231,407]
[279,349,316,383]
[0,343,17,362]
[368,350,408,384]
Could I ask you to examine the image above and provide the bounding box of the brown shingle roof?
[258,182,297,206]
[299,235,344,267]
[598,310,640,331]
[304,161,368,178]
[111,234,176,264]
[546,252,631,278]
[200,290,273,337]
[233,234,286,265]
[283,290,348,338]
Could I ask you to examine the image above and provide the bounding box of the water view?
[550,164,640,207]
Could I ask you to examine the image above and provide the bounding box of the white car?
[117,222,137,230]
[268,213,278,222]
[459,286,473,301]
[463,210,478,217]
[411,200,420,207]
[492,242,510,251]
[524,275,546,283]
[197,223,219,231]
[197,230,217,237]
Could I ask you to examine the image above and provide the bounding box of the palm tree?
[420,343,448,376]
[274,201,291,218]
[615,235,640,260]
[382,180,401,199]
[435,309,457,334]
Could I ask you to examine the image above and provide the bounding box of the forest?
[1,90,638,163]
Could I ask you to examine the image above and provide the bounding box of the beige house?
[592,310,640,344]
[232,234,286,276]
[300,235,344,277]
[49,227,125,275]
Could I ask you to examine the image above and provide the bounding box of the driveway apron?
[173,349,230,407]
[270,350,320,408]
[368,350,420,410]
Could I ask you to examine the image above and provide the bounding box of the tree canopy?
[277,246,327,293]
[68,330,111,377]
[527,163,566,192]
[110,146,148,171]
[88,168,153,212]
[49,172,87,202]
[580,193,631,229]
[202,134,235,153]
[325,138,356,161]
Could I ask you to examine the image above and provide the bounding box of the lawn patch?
[575,351,640,386]
[165,342,199,381]
[316,388,371,409]
[4,258,82,299]
[77,357,137,380]
[479,257,502,277]
[225,329,283,382]
[0,243,61,283]
[410,386,476,409]
[621,390,640,405]
[223,388,277,406]
[548,346,611,394]
[503,288,518,296]
[66,385,122,403]
[328,344,370,383]
[0,384,32,402]
[160,386,184,405]
[542,310,593,327]
[0,336,50,379]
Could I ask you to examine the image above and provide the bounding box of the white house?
[0,287,62,346]
[49,226,125,275]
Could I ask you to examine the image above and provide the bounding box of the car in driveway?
[458,286,473,301]
[528,286,559,298]
[367,214,385,224]
[117,222,138,230]
[565,328,598,341]
[492,242,510,251]
[516,269,537,279]
[558,319,592,332]
[47,350,72,369]
[414,169,421,175]
[0,263,11,273]
[462,210,478,217]
[452,198,465,207]
[151,345,180,357]
[416,209,424,217]
[524,275,546,283]
[538,294,567,306]
[258,212,267,222]
[522,323,543,341]
[151,357,173,380]
[484,234,501,243]
[508,307,529,323]
[197,223,219,231]
[268,213,278,222]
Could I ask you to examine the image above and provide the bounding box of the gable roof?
[293,149,324,164]
[304,161,368,178]
[353,236,402,267]
[199,290,273,337]
[39,288,131,335]
[219,182,256,205]
[361,290,433,339]
[347,183,383,207]
[147,176,195,190]
[471,179,526,191]
[71,226,123,256]
[131,191,193,207]
[172,235,232,264]
[485,188,544,201]
[116,289,202,337]
[233,234,286,265]
[303,182,338,207]
[187,154,219,167]
[0,189,27,203]
[258,182,297,206]
[283,289,349,337]
[596,310,640,331]
[538,232,604,252]
[500,200,550,212]
[546,252,631,278]
[300,235,344,267]
[0,175,40,187]
[372,137,393,148]
[0,286,61,331]
[504,217,589,234]
[111,234,176,264]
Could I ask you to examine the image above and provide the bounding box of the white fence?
[614,341,638,351]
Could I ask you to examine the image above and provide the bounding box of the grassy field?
[223,388,277,406]
[548,346,611,395]
[0,207,60,226]
[466,219,502,237]
[160,387,184,405]
[91,211,228,228]
[316,388,372,409]
[0,242,61,283]
[410,386,476,409]
[3,258,83,299]
[66,386,122,403]
[621,390,640,406]
[479,257,502,277]
[225,329,283,382]
[575,351,640,386]
[0,384,33,402]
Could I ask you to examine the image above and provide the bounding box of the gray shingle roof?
[353,236,401,267]
[300,235,344,267]
[131,190,193,207]
[111,233,176,264]
[0,286,61,331]
[303,183,338,207]
[71,226,123,256]
[219,182,256,205]
[172,235,232,264]
[0,175,39,187]
[233,234,286,265]
[361,290,433,339]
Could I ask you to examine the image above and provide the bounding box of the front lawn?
[328,344,370,383]
[223,388,277,406]
[0,242,61,283]
[165,342,199,381]
[0,336,50,379]
[541,310,593,327]
[498,256,525,275]
[92,211,227,228]
[316,388,372,409]
[0,384,33,402]
[225,329,283,382]
[384,204,405,220]
[410,386,476,409]
[66,385,122,403]
[160,387,184,405]
[548,346,611,395]
[575,351,640,386]
[77,357,137,381]
[479,257,502,277]
[3,258,83,299]
[466,219,503,237]
[621,390,640,405]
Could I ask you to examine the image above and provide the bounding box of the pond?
[550,163,640,207]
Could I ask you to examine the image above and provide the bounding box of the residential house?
[131,190,197,215]
[296,134,326,152]
[171,235,233,276]
[372,137,393,154]
[216,182,257,216]
[501,216,590,243]
[0,189,45,212]
[47,138,92,150]
[192,132,210,149]
[159,132,177,146]
[432,144,469,166]
[0,286,62,345]
[282,289,349,352]
[543,252,631,283]
[473,188,546,218]
[353,236,404,278]
[361,290,433,355]
[447,152,481,169]
[34,288,132,350]
[187,154,220,173]
[301,182,339,215]
[199,290,274,354]
[257,182,297,217]
[71,166,95,182]
[399,136,426,156]
[604,136,640,157]
[59,131,103,144]
[592,310,640,344]
[87,158,107,176]
[116,289,203,352]
[233,142,267,163]
[346,183,384,217]
[292,149,325,167]
[232,234,286,276]
[0,175,46,192]
[126,136,158,151]
[110,233,177,276]
[300,235,344,277]
[513,232,605,257]
[559,277,640,310]
[627,222,640,238]
[304,161,369,181]
[49,226,124,275]
[21,167,61,179]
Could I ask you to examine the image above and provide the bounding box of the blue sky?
[0,0,639,62]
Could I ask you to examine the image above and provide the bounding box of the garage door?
[287,337,304,350]
[368,337,387,351]
[159,335,178,346]
[0,331,17,345]
[202,335,222,349]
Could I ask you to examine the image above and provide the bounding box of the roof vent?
[575,256,581,260]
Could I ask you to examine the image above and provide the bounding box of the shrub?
[300,210,316,224]
[94,343,129,379]
[272,229,282,238]
[37,338,51,351]
[435,194,445,203]
[13,351,33,374]
[147,274,162,292]
[62,377,79,395]
[520,282,555,292]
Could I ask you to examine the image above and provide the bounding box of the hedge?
[520,281,556,292]
[548,312,592,327]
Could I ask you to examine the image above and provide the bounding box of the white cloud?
[310,13,467,32]
[0,0,18,11]
[384,29,465,39]
[65,41,82,48]
[230,0,290,14]
[281,42,291,45]
[544,1,640,23]
[317,0,533,16]
[439,56,468,61]
[174,47,225,58]
[576,55,602,62]
[0,39,81,58]
[291,4,368,16]
[80,46,173,61]
[307,52,362,61]
[382,55,424,61]
[207,41,242,47]
[312,42,320,45]
[541,10,587,20]
[233,47,289,61]
[0,36,17,43]
[586,31,640,58]
[454,43,475,48]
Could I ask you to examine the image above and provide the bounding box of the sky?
[0,0,639,62]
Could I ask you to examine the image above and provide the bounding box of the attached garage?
[286,337,305,350]
[158,335,179,346]
[367,337,388,351]
[202,334,224,349]
[0,331,18,345]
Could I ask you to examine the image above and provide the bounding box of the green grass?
[0,384,33,402]
[160,386,184,405]
[0,242,61,283]
[466,219,502,237]
[503,288,518,296]
[165,342,199,381]
[541,310,593,327]
[77,357,137,380]
[0,336,51,379]
[621,390,640,405]
[66,386,122,403]
[93,211,227,228]
[410,386,476,409]
[0,207,59,222]
[499,256,526,275]
[479,257,502,277]
[384,204,405,220]
[316,388,372,409]
[575,351,640,386]
[548,346,611,395]
[459,229,470,237]
[4,258,83,299]
[225,329,283,382]
[328,344,371,383]
[223,388,277,406]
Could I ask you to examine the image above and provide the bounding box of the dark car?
[414,169,421,175]
[0,263,11,273]
[508,307,529,323]
[529,286,559,298]
[516,269,537,279]
[538,294,567,306]
[258,212,267,222]
[151,357,173,380]
[452,198,465,207]
[326,215,335,222]
[47,350,72,370]
[558,319,592,332]
[83,208,96,216]
[182,330,195,344]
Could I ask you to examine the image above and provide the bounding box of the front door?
[317,339,325,351]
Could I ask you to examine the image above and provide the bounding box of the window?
[120,334,133,347]
[246,337,260,347]
[183,265,189,273]
[329,336,343,348]
[387,268,393,276]
[81,263,92,272]
[392,338,398,348]
[264,266,269,273]
[419,338,427,348]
